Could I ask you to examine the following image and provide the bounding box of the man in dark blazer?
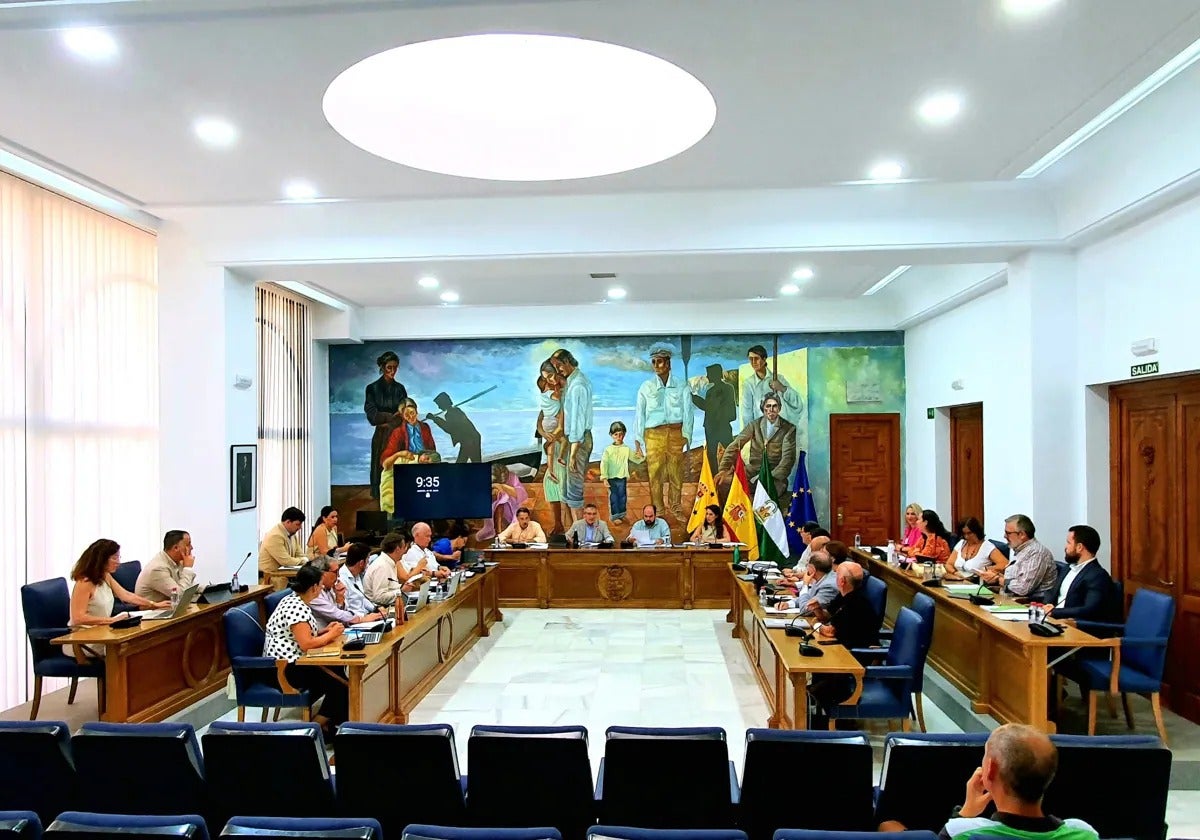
[717,393,797,505]
[1045,524,1121,622]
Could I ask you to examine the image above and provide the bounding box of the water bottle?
[886,539,897,566]
[854,532,862,549]
[169,585,179,611]
[230,570,240,592]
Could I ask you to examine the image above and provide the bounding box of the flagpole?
[772,335,779,383]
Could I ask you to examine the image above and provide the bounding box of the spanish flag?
[723,451,760,560]
[687,451,721,534]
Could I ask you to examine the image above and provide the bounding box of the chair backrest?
[46,813,207,840]
[467,725,594,840]
[906,593,936,692]
[111,562,142,595]
[988,539,1010,559]
[1045,735,1171,840]
[404,827,562,840]
[223,604,266,658]
[599,727,734,830]
[332,723,464,836]
[0,811,42,840]
[222,818,382,840]
[875,733,989,830]
[265,589,291,616]
[884,607,922,675]
[72,723,204,817]
[0,722,77,826]
[201,723,332,829]
[865,576,888,625]
[589,828,746,840]
[19,579,71,666]
[1123,588,1175,678]
[740,730,873,838]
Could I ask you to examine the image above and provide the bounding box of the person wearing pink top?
[901,502,924,548]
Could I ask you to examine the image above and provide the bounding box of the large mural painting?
[328,332,904,542]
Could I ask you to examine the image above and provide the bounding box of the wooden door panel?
[1168,397,1200,718]
[829,414,900,546]
[1120,399,1174,588]
[950,403,984,527]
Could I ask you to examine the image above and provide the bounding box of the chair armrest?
[1075,620,1125,636]
[231,656,279,670]
[1119,636,1169,648]
[29,627,73,640]
[728,760,740,805]
[865,665,913,680]
[276,661,302,694]
[850,647,889,660]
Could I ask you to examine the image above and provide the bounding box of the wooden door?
[829,414,901,546]
[950,403,984,527]
[1110,374,1200,723]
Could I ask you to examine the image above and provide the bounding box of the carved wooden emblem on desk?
[598,565,633,601]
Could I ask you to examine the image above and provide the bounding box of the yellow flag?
[687,451,721,534]
[722,451,760,560]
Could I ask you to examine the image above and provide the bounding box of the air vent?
[589,272,617,280]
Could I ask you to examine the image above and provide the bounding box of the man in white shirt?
[135,530,198,602]
[401,522,451,582]
[338,542,376,616]
[1044,524,1120,622]
[364,532,411,608]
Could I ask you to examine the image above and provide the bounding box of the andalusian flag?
[687,451,720,534]
[723,451,759,560]
[754,456,789,566]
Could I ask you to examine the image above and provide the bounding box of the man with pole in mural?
[634,343,694,523]
[738,340,803,430]
[551,348,594,522]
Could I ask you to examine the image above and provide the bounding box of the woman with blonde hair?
[901,502,924,550]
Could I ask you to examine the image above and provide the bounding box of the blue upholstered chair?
[589,828,746,840]
[739,730,873,839]
[1067,588,1175,743]
[873,733,989,831]
[468,725,594,840]
[1044,734,1169,840]
[20,579,106,720]
[265,589,291,616]
[222,603,311,722]
[988,539,1010,560]
[902,593,936,731]
[202,722,333,830]
[72,722,205,818]
[864,576,888,631]
[597,726,737,830]
[46,813,208,840]
[110,561,143,613]
[0,811,43,840]
[404,827,561,840]
[774,832,938,840]
[0,721,78,825]
[334,723,466,836]
[222,817,383,840]
[825,607,924,729]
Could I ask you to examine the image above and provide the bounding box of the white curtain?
[256,284,313,533]
[0,170,159,710]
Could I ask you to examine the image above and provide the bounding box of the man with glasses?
[308,555,386,632]
[988,514,1057,600]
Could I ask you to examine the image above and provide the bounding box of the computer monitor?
[356,509,389,536]
[391,462,492,519]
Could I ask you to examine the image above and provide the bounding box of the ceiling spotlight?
[607,287,627,299]
[193,117,238,148]
[418,275,439,289]
[780,283,800,296]
[1001,0,1061,17]
[791,266,815,281]
[918,92,963,125]
[61,27,118,62]
[282,180,318,201]
[867,160,904,181]
[439,290,460,303]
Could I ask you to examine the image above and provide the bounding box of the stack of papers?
[983,604,1029,622]
[764,618,809,630]
[945,584,986,594]
[764,606,806,615]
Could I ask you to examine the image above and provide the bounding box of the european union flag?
[786,451,818,557]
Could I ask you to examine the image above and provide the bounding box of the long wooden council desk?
[856,550,1118,732]
[486,547,733,609]
[52,585,270,723]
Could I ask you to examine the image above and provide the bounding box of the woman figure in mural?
[475,461,530,542]
[535,358,574,534]
[378,398,442,515]
[363,351,408,500]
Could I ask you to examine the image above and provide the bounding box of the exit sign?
[1131,361,1160,378]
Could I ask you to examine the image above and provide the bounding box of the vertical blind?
[256,284,313,531]
[1,170,159,709]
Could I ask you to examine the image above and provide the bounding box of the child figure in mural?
[535,359,573,534]
[600,420,643,524]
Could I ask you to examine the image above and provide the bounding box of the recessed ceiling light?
[418,275,439,289]
[867,160,905,181]
[607,287,627,300]
[780,283,800,296]
[323,33,717,181]
[439,291,460,303]
[193,117,238,148]
[917,92,963,125]
[1001,0,1061,17]
[282,180,318,202]
[791,266,815,281]
[61,27,118,62]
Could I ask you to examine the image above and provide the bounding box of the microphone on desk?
[230,552,252,592]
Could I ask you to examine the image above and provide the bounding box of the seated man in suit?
[1044,524,1120,622]
[809,562,880,726]
[565,503,614,545]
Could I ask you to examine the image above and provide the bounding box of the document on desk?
[764,606,806,615]
[764,618,809,629]
[983,604,1029,621]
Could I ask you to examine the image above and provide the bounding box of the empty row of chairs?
[0,721,1171,840]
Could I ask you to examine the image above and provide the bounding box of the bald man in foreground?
[808,562,881,727]
[883,724,1099,840]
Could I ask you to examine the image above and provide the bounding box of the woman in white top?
[67,539,167,659]
[307,506,344,557]
[689,504,728,543]
[944,517,1009,579]
[263,564,348,728]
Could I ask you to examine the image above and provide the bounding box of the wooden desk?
[727,569,864,729]
[485,547,733,609]
[264,567,300,591]
[291,566,501,722]
[52,586,270,723]
[855,551,1118,732]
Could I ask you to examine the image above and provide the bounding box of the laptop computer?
[444,570,463,598]
[143,583,201,619]
[404,581,432,615]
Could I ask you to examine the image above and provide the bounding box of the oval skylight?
[322,34,717,181]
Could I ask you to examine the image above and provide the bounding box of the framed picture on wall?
[231,444,257,511]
